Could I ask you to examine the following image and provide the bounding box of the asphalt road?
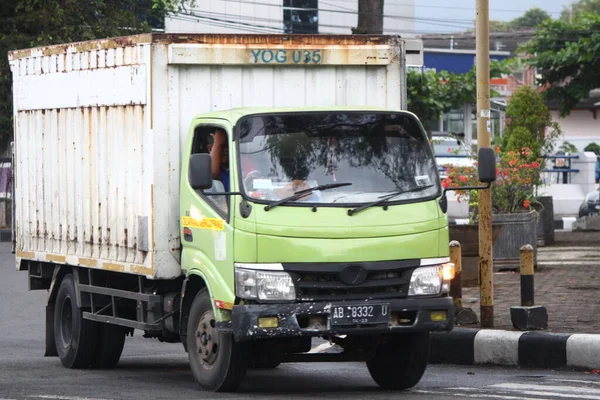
[2,243,600,400]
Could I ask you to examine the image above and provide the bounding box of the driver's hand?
[212,129,227,146]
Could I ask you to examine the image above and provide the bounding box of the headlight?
[235,266,296,301]
[409,263,455,296]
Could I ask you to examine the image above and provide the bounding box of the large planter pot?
[448,224,504,287]
[535,196,555,246]
[448,224,505,257]
[492,210,538,270]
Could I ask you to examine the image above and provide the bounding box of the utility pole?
[476,0,494,328]
[353,0,384,34]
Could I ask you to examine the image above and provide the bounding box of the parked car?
[431,132,475,179]
[578,189,600,217]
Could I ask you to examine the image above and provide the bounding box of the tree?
[468,7,552,32]
[502,86,561,159]
[512,7,552,29]
[353,0,383,34]
[0,0,191,151]
[560,0,600,22]
[522,13,600,116]
[407,60,510,134]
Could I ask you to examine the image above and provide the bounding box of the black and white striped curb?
[430,328,600,370]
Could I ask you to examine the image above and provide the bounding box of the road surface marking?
[491,383,600,395]
[412,389,550,400]
[546,379,600,386]
[28,395,114,400]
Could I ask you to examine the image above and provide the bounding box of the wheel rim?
[194,310,219,369]
[58,296,74,349]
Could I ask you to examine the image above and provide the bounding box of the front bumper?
[226,297,454,342]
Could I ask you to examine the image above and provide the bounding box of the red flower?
[523,199,531,208]
[459,175,468,182]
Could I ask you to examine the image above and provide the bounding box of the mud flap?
[45,303,58,357]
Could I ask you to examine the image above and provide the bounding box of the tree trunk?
[352,0,384,34]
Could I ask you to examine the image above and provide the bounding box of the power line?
[188,0,476,30]
[178,9,476,34]
[330,0,564,15]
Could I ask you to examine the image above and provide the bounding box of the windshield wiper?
[264,182,353,211]
[347,184,435,216]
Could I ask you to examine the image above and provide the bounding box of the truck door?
[180,121,236,304]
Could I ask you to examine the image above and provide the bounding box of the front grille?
[283,260,418,301]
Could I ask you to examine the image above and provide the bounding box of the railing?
[541,155,580,184]
[434,153,585,184]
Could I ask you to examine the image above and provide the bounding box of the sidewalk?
[458,231,600,334]
[427,231,600,371]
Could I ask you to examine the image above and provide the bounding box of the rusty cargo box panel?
[9,33,419,279]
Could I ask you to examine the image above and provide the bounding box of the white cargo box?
[9,33,421,279]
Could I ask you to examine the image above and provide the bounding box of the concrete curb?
[430,328,600,370]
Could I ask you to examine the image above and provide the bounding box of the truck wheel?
[187,288,248,392]
[53,274,97,368]
[367,332,430,390]
[90,323,126,369]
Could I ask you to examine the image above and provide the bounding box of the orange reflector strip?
[214,300,234,310]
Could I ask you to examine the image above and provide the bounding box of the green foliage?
[407,60,511,134]
[502,86,561,158]
[584,142,600,155]
[560,0,600,21]
[468,7,552,32]
[559,141,579,153]
[512,7,552,29]
[522,13,600,116]
[0,0,191,151]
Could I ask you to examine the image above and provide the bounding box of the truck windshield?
[237,112,440,206]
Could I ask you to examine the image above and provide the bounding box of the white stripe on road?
[518,390,600,400]
[412,389,550,400]
[453,386,600,400]
[28,396,114,400]
[546,379,600,386]
[491,383,600,395]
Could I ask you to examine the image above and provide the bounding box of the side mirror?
[478,147,497,183]
[189,153,213,190]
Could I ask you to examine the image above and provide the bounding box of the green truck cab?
[178,106,493,391]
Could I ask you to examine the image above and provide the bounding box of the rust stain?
[79,257,98,267]
[129,264,153,276]
[16,250,35,259]
[46,254,66,263]
[104,262,125,272]
[9,33,396,61]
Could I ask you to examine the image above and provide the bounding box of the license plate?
[330,303,390,326]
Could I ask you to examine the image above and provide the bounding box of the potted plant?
[443,146,544,270]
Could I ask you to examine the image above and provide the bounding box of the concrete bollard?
[449,241,478,325]
[449,241,463,310]
[510,244,548,331]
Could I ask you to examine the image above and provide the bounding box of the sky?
[413,0,573,33]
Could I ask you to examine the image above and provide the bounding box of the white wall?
[166,0,283,34]
[165,0,415,35]
[552,109,600,152]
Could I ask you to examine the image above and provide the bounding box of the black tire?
[53,274,98,368]
[367,332,430,390]
[90,323,127,369]
[186,288,248,392]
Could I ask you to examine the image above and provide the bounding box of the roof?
[8,32,404,61]
[192,106,419,126]
[419,30,535,55]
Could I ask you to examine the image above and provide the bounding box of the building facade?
[165,0,416,35]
